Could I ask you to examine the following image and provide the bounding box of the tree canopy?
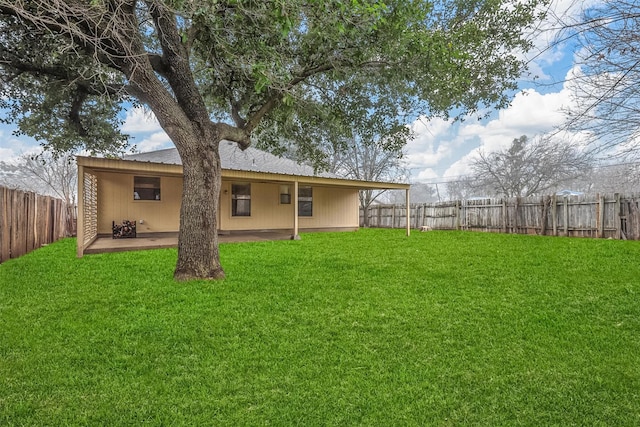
[0,0,548,280]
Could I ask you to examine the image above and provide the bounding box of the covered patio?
[76,146,411,257]
[83,231,294,254]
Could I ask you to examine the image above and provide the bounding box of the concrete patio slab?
[84,231,293,254]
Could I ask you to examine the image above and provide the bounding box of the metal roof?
[124,141,339,179]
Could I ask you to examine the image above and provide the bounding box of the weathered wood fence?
[361,193,640,240]
[0,186,75,263]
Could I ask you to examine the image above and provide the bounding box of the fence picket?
[0,186,75,264]
[361,192,640,240]
[0,187,9,262]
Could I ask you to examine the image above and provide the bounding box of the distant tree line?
[397,134,640,203]
[0,152,77,205]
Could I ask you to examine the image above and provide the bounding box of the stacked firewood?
[112,220,136,238]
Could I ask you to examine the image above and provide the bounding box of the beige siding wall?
[219,181,359,231]
[298,186,359,230]
[96,172,359,233]
[219,181,291,230]
[96,171,182,234]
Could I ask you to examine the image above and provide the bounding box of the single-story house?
[76,141,410,257]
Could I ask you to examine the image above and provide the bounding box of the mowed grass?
[1,229,639,426]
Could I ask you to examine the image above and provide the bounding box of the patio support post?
[292,180,300,240]
[406,188,411,236]
[77,165,85,257]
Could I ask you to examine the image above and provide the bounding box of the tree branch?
[145,0,209,123]
[147,53,169,76]
[0,54,124,96]
[216,122,251,149]
[241,62,337,133]
[242,93,280,133]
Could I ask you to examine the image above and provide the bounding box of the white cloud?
[122,106,163,133]
[119,106,174,153]
[404,117,464,175]
[442,150,480,180]
[0,128,43,162]
[133,131,173,153]
[407,68,583,183]
[409,116,451,139]
[0,147,18,162]
[414,168,439,181]
[460,88,570,154]
[405,146,452,170]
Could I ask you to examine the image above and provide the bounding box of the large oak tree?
[0,0,547,280]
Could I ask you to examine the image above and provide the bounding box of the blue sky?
[403,0,598,185]
[0,0,593,185]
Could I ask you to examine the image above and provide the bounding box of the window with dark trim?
[134,176,161,201]
[232,183,251,216]
[298,186,312,217]
[280,185,291,204]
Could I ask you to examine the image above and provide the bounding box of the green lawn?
[1,229,639,426]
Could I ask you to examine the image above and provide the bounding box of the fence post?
[631,198,640,240]
[597,194,605,238]
[513,196,520,234]
[551,194,558,236]
[0,187,9,263]
[11,190,25,259]
[406,191,411,236]
[615,193,621,239]
[391,205,396,229]
[563,196,569,236]
[501,199,507,233]
[540,196,548,236]
[455,200,461,230]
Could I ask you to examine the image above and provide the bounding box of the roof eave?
[77,156,409,190]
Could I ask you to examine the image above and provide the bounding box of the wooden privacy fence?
[0,186,74,263]
[361,193,640,240]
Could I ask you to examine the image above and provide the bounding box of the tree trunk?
[361,190,372,228]
[362,202,370,227]
[173,133,225,281]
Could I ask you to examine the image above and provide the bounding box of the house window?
[280,185,291,204]
[134,176,161,201]
[298,186,312,217]
[232,183,251,216]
